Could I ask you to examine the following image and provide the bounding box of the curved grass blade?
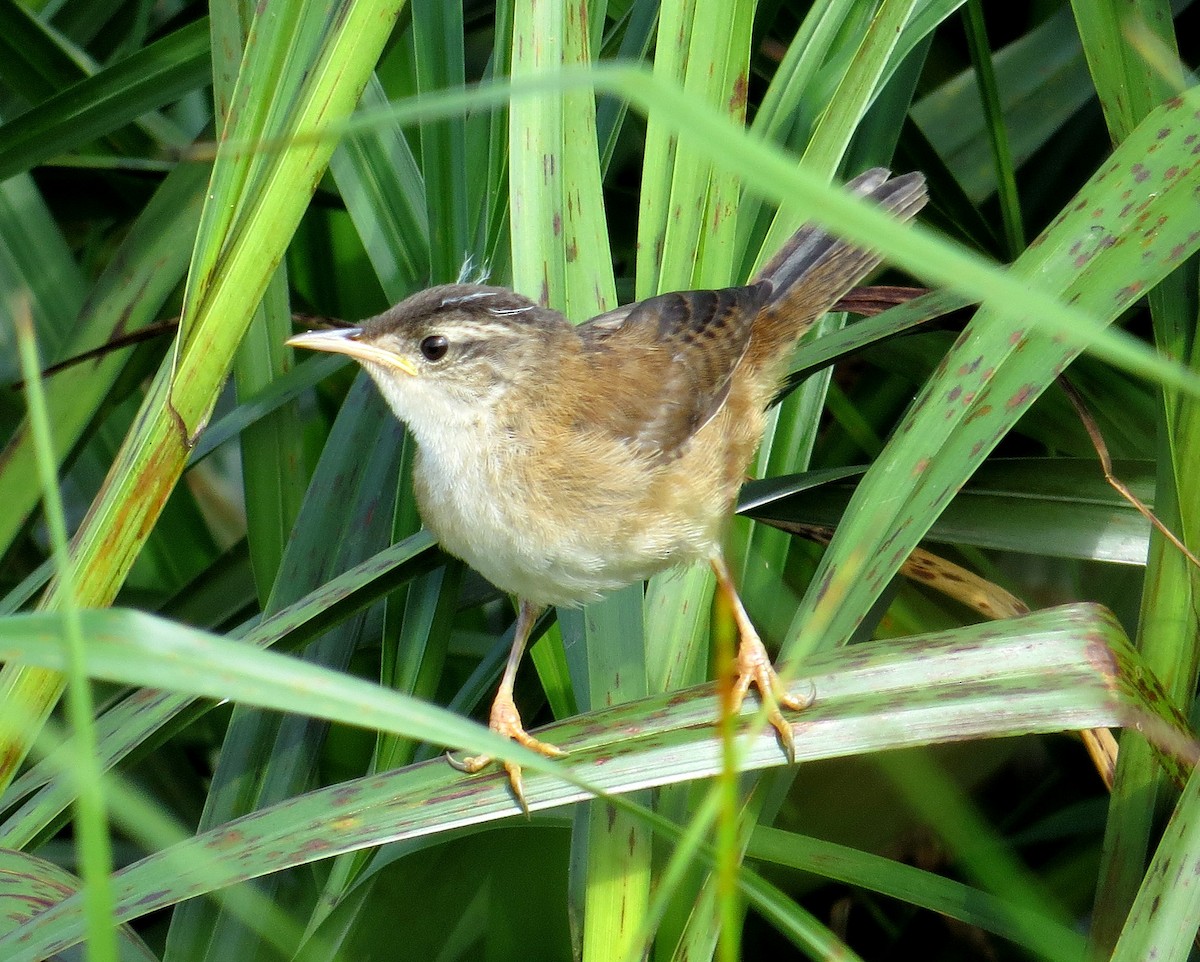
[747,826,1083,959]
[0,530,438,849]
[785,289,970,384]
[0,602,1182,961]
[0,849,156,961]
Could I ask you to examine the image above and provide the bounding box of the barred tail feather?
[744,168,927,379]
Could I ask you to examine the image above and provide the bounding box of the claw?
[446,600,566,812]
[711,553,814,763]
[731,631,814,763]
[448,688,565,813]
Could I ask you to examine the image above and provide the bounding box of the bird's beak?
[286,327,418,376]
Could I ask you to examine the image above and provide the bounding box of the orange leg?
[448,599,565,810]
[711,554,813,761]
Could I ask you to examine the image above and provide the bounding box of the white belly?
[411,439,719,607]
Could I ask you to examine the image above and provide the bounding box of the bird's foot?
[730,630,814,764]
[447,691,566,813]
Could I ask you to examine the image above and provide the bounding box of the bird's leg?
[448,598,565,809]
[710,554,813,762]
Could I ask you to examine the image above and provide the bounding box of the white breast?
[382,371,722,606]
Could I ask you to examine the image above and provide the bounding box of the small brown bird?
[288,168,927,805]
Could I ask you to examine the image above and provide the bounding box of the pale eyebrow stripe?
[439,290,498,307]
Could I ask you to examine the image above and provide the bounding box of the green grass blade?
[0,174,85,378]
[410,0,468,283]
[0,850,155,961]
[4,7,1200,957]
[509,0,615,312]
[329,74,431,295]
[168,380,409,961]
[0,1,86,102]
[1109,761,1200,962]
[911,6,1095,202]
[0,602,1177,960]
[234,272,306,604]
[799,0,920,177]
[743,458,1154,565]
[962,0,1023,256]
[1069,0,1185,142]
[507,6,634,959]
[876,748,1086,962]
[748,826,1083,957]
[15,299,117,961]
[1060,6,1194,949]
[0,530,438,851]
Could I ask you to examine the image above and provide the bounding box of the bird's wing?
[577,282,770,461]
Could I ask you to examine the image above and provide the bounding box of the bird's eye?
[419,335,449,361]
